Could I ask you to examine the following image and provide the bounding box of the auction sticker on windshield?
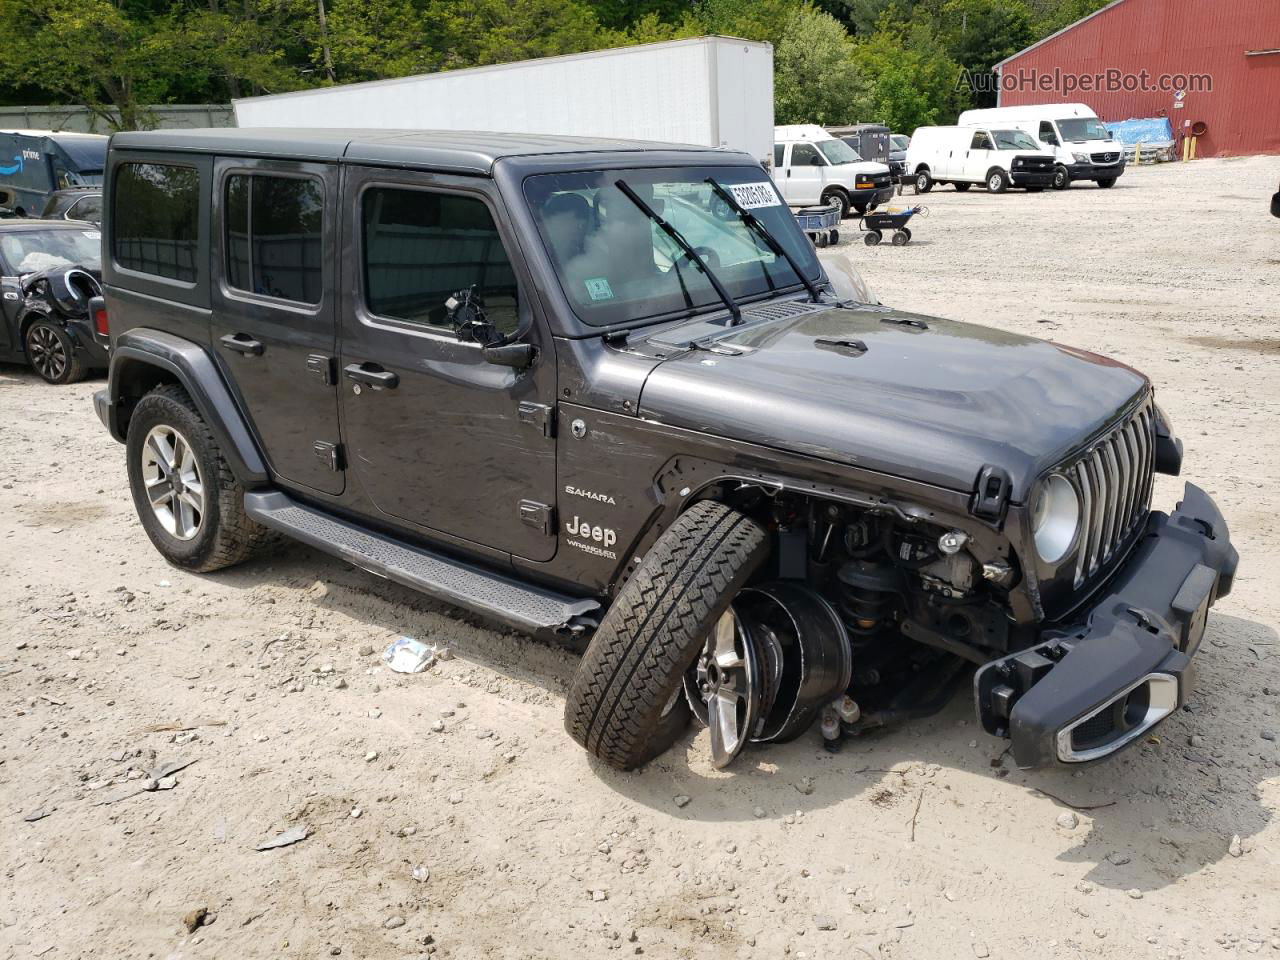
[728,182,782,210]
[585,277,614,301]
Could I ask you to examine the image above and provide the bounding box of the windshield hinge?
[972,464,1012,521]
[518,401,555,438]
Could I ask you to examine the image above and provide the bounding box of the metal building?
[996,0,1280,158]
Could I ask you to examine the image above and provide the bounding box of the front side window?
[971,131,994,150]
[993,129,1041,150]
[1038,121,1060,145]
[225,174,323,304]
[362,187,518,336]
[113,162,199,282]
[524,165,821,328]
[790,143,821,167]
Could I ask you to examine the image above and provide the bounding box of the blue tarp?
[1107,117,1174,145]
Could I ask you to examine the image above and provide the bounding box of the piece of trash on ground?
[384,636,435,674]
[256,825,310,851]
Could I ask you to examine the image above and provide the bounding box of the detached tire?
[565,501,770,770]
[126,383,274,573]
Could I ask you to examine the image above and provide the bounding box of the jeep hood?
[636,305,1148,501]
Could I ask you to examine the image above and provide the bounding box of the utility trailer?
[233,36,775,167]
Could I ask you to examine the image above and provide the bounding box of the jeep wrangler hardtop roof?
[109,128,736,176]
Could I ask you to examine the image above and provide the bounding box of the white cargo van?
[904,126,1056,194]
[773,124,893,218]
[958,103,1125,190]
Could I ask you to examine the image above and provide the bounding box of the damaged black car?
[92,129,1237,772]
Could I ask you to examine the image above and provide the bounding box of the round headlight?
[1031,473,1080,564]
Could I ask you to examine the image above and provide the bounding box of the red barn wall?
[997,0,1280,158]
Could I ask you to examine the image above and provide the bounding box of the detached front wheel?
[564,501,770,770]
[126,383,273,573]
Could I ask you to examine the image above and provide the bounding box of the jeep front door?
[210,158,344,496]
[338,169,558,562]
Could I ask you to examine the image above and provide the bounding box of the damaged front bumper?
[975,482,1238,768]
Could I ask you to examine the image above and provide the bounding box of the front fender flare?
[103,327,269,487]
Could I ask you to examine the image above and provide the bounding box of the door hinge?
[519,500,555,535]
[518,401,555,438]
[313,441,344,472]
[306,354,337,386]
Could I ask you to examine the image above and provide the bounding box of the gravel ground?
[2,155,1278,960]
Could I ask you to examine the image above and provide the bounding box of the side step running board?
[244,491,599,637]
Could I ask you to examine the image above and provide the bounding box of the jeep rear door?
[209,157,344,496]
[337,167,558,562]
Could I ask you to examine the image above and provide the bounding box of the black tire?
[1052,166,1070,190]
[821,189,851,220]
[914,169,933,194]
[891,230,909,246]
[954,182,971,192]
[564,500,770,770]
[126,383,275,573]
[830,229,839,244]
[864,231,882,246]
[24,318,87,385]
[1097,178,1116,189]
[987,169,1009,194]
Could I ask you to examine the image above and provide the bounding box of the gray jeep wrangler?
[94,129,1237,771]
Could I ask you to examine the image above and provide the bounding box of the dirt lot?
[2,155,1279,960]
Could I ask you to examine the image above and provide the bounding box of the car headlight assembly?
[1072,152,1090,164]
[1031,473,1080,564]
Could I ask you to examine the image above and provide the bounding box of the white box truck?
[233,37,775,167]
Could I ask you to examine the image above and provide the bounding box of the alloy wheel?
[140,425,206,541]
[27,325,67,382]
[685,606,760,768]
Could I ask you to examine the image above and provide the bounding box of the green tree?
[0,0,171,129]
[424,0,609,69]
[853,13,966,131]
[939,0,1034,107]
[774,5,870,125]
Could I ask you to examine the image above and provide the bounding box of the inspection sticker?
[585,277,614,301]
[727,181,782,210]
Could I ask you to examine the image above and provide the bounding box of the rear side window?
[224,174,323,305]
[362,187,518,336]
[113,163,199,282]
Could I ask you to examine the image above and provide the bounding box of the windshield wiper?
[614,178,742,326]
[705,178,822,303]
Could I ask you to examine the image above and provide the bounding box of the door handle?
[220,333,263,356]
[343,362,399,389]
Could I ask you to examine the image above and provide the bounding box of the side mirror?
[1272,192,1280,218]
[809,155,825,166]
[483,341,535,370]
[446,288,496,345]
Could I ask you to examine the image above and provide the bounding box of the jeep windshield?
[1058,117,1110,142]
[525,166,820,328]
[993,129,1042,150]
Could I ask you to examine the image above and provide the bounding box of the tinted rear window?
[113,162,199,282]
[225,174,323,304]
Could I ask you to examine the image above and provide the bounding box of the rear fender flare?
[104,327,269,487]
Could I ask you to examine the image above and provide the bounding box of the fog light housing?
[1056,673,1178,762]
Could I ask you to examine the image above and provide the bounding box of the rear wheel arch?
[106,334,269,488]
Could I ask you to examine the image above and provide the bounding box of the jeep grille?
[1068,403,1156,587]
